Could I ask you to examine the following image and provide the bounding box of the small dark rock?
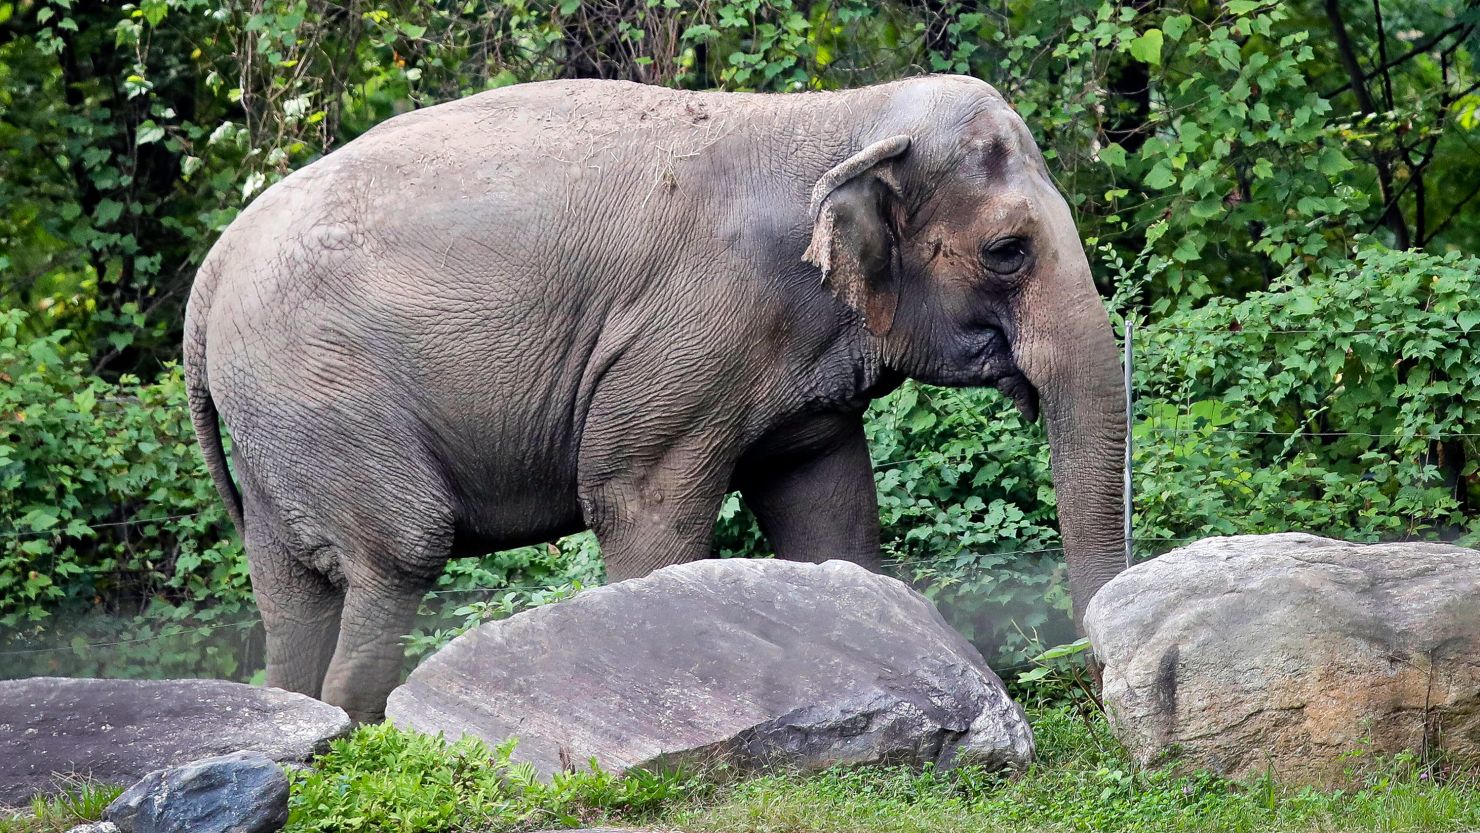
[105,751,288,833]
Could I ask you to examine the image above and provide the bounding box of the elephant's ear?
[804,135,911,337]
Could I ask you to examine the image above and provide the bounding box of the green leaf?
[92,199,124,225]
[1034,637,1092,661]
[1097,142,1127,168]
[141,0,168,27]
[1163,14,1192,40]
[1143,162,1176,189]
[398,22,427,38]
[1318,147,1354,177]
[22,508,60,532]
[1017,666,1053,683]
[1128,28,1163,65]
[1190,197,1224,219]
[136,120,165,145]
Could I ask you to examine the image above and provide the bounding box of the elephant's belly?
[443,456,587,557]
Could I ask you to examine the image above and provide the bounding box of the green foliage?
[0,779,122,833]
[285,722,691,833]
[3,0,1475,367]
[665,707,1480,833]
[0,307,257,677]
[1133,247,1480,546]
[865,384,1066,656]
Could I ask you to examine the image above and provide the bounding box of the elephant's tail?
[183,273,246,536]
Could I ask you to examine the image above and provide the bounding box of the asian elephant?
[185,75,1127,723]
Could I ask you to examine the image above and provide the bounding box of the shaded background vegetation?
[2,0,1477,678]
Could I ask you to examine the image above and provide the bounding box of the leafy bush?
[0,308,256,678]
[285,723,690,833]
[867,385,1065,655]
[1134,246,1480,546]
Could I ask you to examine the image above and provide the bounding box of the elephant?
[184,74,1127,723]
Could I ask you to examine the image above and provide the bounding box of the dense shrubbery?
[0,309,256,676]
[1134,247,1480,545]
[2,0,1477,674]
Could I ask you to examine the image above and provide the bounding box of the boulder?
[105,751,288,833]
[1085,533,1480,785]
[64,825,120,833]
[388,558,1033,777]
[0,678,350,806]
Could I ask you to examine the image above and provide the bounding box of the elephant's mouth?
[994,373,1040,423]
[977,329,1039,422]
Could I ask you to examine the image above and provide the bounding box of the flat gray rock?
[0,678,351,807]
[1085,533,1480,785]
[388,559,1033,777]
[106,751,288,833]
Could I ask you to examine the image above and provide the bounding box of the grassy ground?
[6,705,1478,833]
[656,707,1480,833]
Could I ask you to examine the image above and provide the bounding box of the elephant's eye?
[981,237,1030,275]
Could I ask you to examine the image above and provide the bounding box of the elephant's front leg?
[580,433,734,582]
[738,418,883,571]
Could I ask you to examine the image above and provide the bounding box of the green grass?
[0,779,122,833]
[6,706,1478,833]
[659,707,1480,833]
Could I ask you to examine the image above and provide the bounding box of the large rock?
[106,751,288,833]
[388,559,1033,777]
[1085,533,1480,785]
[0,678,350,806]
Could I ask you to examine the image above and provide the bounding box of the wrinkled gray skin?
[185,75,1127,723]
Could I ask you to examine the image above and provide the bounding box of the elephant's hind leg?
[317,520,450,724]
[242,497,343,699]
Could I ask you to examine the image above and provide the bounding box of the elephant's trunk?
[1010,248,1127,628]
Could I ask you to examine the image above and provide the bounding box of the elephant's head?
[804,77,1127,623]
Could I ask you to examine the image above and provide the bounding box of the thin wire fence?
[0,578,587,660]
[3,321,1476,661]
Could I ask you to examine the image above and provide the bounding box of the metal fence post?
[1123,319,1135,568]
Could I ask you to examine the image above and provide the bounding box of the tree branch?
[1371,0,1395,111]
[1323,0,1411,248]
[1323,22,1474,98]
[1425,178,1480,243]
